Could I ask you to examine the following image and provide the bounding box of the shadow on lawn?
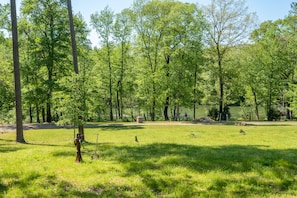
[0,138,26,153]
[0,172,103,198]
[0,146,24,153]
[1,143,297,197]
[101,143,297,174]
[95,124,144,131]
[0,170,143,198]
[95,143,297,196]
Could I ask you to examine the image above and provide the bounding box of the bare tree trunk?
[67,0,78,74]
[218,57,224,120]
[11,0,25,143]
[252,90,259,120]
[163,55,170,121]
[193,68,198,120]
[36,104,40,123]
[108,48,113,121]
[29,106,33,123]
[164,97,170,121]
[67,0,84,139]
[46,100,52,123]
[42,107,46,123]
[116,83,121,119]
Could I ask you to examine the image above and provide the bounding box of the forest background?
[1,0,297,126]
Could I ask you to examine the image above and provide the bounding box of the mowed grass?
[1,123,297,197]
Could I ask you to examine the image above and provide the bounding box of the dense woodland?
[1,0,297,125]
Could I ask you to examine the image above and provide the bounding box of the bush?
[208,106,231,121]
[208,107,219,121]
[267,108,280,121]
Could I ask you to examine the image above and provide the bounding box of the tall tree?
[162,3,205,121]
[10,0,25,143]
[0,4,14,117]
[20,0,72,123]
[91,6,115,121]
[250,19,294,120]
[67,0,85,140]
[131,0,177,121]
[113,9,132,119]
[0,41,14,117]
[131,0,205,121]
[237,44,264,120]
[203,0,256,120]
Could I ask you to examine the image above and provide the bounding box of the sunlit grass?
[0,124,297,197]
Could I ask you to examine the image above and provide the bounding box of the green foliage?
[208,107,219,120]
[203,0,257,115]
[130,0,205,120]
[0,41,14,114]
[208,106,231,121]
[2,0,297,123]
[55,73,87,126]
[0,3,10,31]
[1,124,297,197]
[267,107,281,121]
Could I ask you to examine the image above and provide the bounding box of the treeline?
[0,0,297,124]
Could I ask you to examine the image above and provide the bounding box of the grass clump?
[0,124,297,197]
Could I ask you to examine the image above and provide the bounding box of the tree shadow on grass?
[97,143,297,196]
[0,183,7,195]
[94,124,144,131]
[0,138,27,153]
[104,144,297,173]
[0,170,141,198]
[0,138,15,143]
[0,146,25,153]
[0,171,100,198]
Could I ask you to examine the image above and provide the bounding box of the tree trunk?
[42,107,46,122]
[151,83,156,121]
[219,71,224,119]
[11,0,25,143]
[119,42,125,120]
[46,101,52,123]
[36,104,40,123]
[120,90,124,120]
[173,105,180,121]
[116,81,121,119]
[252,89,259,120]
[67,0,79,74]
[109,82,113,121]
[164,96,169,121]
[67,0,85,139]
[193,101,196,121]
[163,55,170,121]
[193,68,198,120]
[29,106,33,123]
[217,46,224,121]
[107,42,113,121]
[151,101,156,121]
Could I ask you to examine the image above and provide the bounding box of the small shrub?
[267,108,280,121]
[208,107,219,121]
[208,106,231,121]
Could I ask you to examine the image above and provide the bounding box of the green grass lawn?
[1,123,297,197]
